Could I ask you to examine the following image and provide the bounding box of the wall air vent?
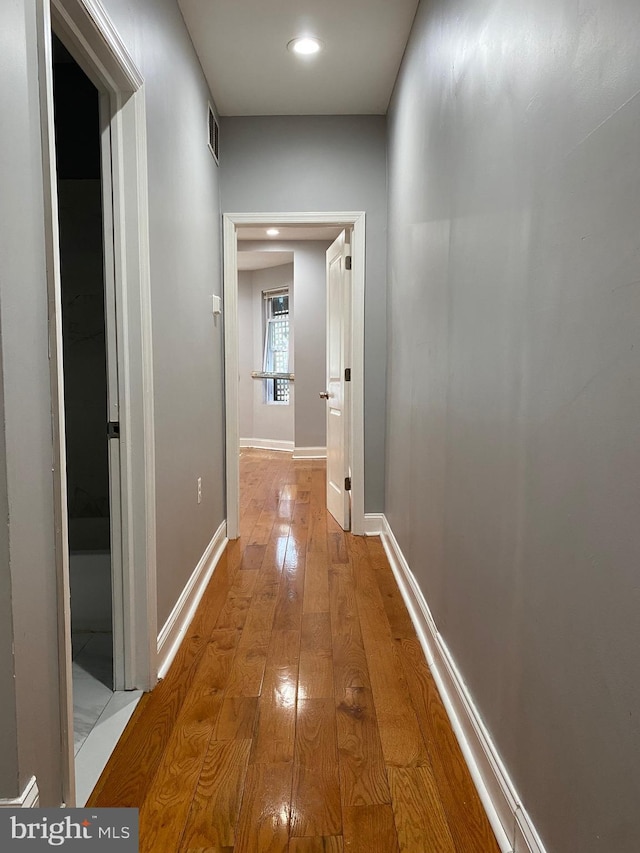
[208,104,219,164]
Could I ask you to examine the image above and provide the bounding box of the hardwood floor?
[89,449,500,852]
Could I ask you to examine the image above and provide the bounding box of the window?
[263,290,290,403]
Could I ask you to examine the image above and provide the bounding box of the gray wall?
[101,0,225,627]
[0,0,64,804]
[386,0,640,850]
[220,117,387,511]
[240,241,330,451]
[0,0,224,804]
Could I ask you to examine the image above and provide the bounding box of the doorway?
[52,33,117,756]
[38,0,157,807]
[223,213,366,539]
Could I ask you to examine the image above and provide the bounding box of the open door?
[99,96,126,691]
[324,231,351,530]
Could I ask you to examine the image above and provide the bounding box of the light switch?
[212,294,222,315]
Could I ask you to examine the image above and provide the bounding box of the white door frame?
[223,212,366,538]
[36,0,157,806]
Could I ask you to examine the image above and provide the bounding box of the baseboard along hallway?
[88,449,499,851]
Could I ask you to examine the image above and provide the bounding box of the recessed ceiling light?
[287,37,323,56]
[266,228,280,236]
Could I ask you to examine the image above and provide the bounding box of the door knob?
[319,391,330,399]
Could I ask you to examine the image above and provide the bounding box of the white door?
[324,231,351,530]
[99,100,126,690]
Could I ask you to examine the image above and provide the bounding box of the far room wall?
[238,241,330,454]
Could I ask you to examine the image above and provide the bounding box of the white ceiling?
[177,0,419,116]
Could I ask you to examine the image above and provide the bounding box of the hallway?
[89,449,499,851]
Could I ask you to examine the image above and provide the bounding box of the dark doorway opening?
[52,33,113,756]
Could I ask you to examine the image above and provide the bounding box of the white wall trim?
[223,215,240,538]
[157,521,228,679]
[240,438,294,453]
[0,777,40,808]
[292,446,327,459]
[224,212,366,539]
[378,515,547,853]
[50,0,142,92]
[36,0,76,807]
[363,512,384,535]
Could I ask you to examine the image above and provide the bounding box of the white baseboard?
[0,776,39,808]
[379,516,547,853]
[292,446,326,459]
[364,512,384,535]
[157,520,227,679]
[240,438,294,452]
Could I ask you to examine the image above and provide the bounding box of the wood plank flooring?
[89,449,500,852]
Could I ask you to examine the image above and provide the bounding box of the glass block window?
[263,291,290,403]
